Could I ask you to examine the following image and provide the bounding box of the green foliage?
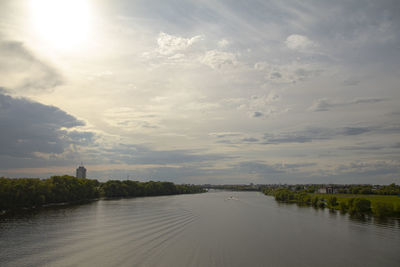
[0,176,100,211]
[208,184,259,191]
[263,188,399,218]
[311,196,320,207]
[338,183,400,195]
[348,198,371,215]
[339,201,347,212]
[100,180,205,198]
[271,189,321,206]
[273,189,292,202]
[0,176,205,212]
[327,196,338,208]
[372,202,395,218]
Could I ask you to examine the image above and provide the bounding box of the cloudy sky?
[0,0,399,184]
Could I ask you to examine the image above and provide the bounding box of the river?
[1,190,399,266]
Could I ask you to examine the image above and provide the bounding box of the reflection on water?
[1,191,399,267]
[285,200,400,228]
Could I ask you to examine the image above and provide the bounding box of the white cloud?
[285,34,316,51]
[217,39,229,48]
[200,50,238,69]
[236,93,284,119]
[157,32,204,56]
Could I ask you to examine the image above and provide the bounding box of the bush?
[348,198,371,215]
[311,196,319,207]
[373,202,394,218]
[327,196,338,208]
[339,201,347,212]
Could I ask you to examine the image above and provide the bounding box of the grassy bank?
[264,188,400,218]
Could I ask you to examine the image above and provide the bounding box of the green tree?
[327,196,338,208]
[372,202,394,218]
[348,198,371,215]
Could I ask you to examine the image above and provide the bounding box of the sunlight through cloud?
[30,0,92,50]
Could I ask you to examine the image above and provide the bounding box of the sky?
[0,0,399,184]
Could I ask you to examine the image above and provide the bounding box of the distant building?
[76,165,87,179]
[318,186,337,194]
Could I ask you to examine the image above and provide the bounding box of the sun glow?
[30,0,92,50]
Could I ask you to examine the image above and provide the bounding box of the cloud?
[340,145,387,151]
[235,93,284,119]
[217,39,230,48]
[334,161,400,177]
[0,39,63,94]
[200,50,238,69]
[341,127,370,136]
[236,161,285,174]
[0,0,399,183]
[341,78,360,86]
[103,107,160,131]
[232,161,317,177]
[101,144,228,165]
[209,132,242,138]
[309,97,387,112]
[157,32,204,56]
[252,111,263,118]
[141,32,205,65]
[241,137,259,143]
[209,132,261,145]
[0,93,93,161]
[263,126,373,144]
[254,61,322,84]
[285,34,316,51]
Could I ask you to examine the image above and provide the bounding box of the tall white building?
[76,165,87,179]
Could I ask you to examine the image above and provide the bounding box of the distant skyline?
[0,0,399,184]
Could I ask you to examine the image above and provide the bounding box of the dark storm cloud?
[0,93,93,159]
[0,39,63,93]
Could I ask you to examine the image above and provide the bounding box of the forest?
[0,176,205,212]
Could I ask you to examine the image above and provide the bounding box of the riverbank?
[0,176,205,215]
[264,188,400,219]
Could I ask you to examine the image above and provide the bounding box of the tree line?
[336,184,400,195]
[101,180,205,198]
[261,183,400,195]
[264,188,400,218]
[0,176,205,212]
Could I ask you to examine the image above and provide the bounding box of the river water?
[1,190,399,267]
